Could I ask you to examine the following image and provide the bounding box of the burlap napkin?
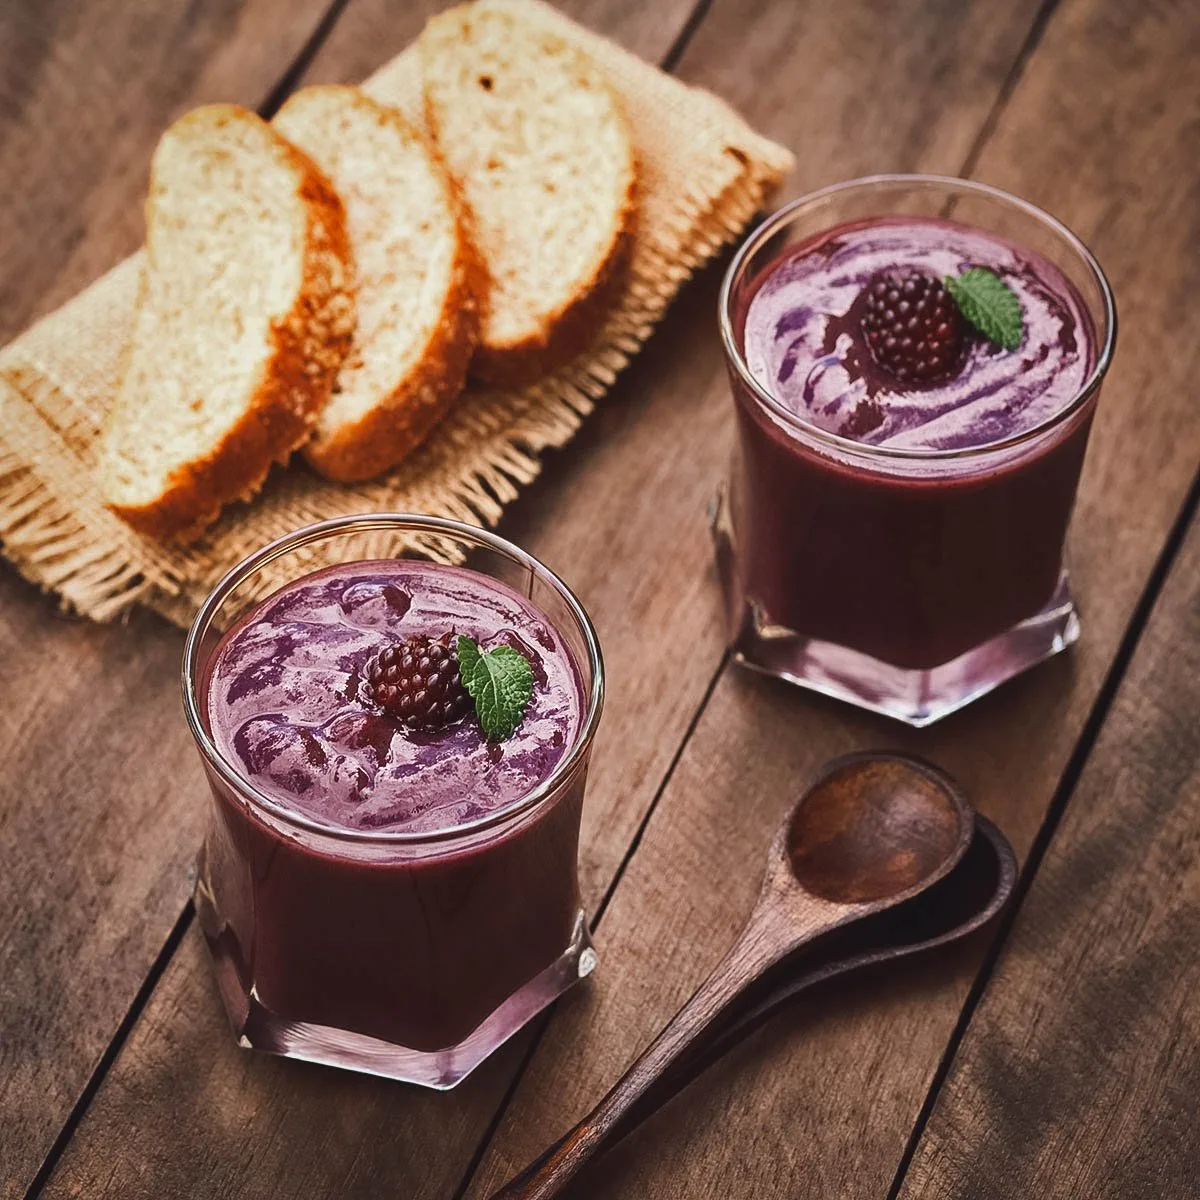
[0,0,792,626]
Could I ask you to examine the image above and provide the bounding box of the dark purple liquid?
[196,562,591,1051]
[729,217,1101,669]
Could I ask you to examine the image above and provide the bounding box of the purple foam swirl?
[743,218,1095,451]
[205,561,583,835]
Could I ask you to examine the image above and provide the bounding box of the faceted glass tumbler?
[715,175,1116,727]
[182,514,604,1088]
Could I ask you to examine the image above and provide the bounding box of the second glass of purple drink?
[183,514,603,1088]
[715,175,1116,726]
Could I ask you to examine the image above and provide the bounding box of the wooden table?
[2,1,1198,1196]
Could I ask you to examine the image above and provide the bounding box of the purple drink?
[743,219,1093,451]
[206,561,584,836]
[717,177,1115,725]
[185,518,603,1088]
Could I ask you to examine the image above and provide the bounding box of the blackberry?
[860,269,965,385]
[364,632,471,731]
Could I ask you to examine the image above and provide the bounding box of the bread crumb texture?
[274,86,483,481]
[99,104,354,537]
[421,5,635,379]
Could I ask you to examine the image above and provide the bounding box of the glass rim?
[182,513,605,847]
[718,173,1118,462]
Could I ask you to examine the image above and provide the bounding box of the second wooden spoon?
[489,752,975,1200]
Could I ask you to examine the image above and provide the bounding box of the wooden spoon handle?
[489,954,833,1195]
[488,927,790,1200]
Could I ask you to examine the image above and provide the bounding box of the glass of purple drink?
[716,175,1116,726]
[182,514,603,1088]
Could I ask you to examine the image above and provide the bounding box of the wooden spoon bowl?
[787,754,972,904]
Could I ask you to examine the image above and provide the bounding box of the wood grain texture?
[32,2,728,1198]
[0,1,338,1192]
[0,0,334,345]
[298,0,700,87]
[464,0,1200,1195]
[31,0,1040,1195]
[899,511,1200,1199]
[493,756,974,1200]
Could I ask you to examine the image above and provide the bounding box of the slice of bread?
[99,104,355,540]
[419,3,636,386]
[274,86,483,482]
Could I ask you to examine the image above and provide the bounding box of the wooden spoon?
[560,814,1017,1168]
[490,752,976,1200]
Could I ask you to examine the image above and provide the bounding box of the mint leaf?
[456,636,534,742]
[945,268,1024,351]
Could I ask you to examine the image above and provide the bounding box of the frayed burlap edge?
[0,0,793,627]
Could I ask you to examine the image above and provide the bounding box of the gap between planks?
[450,0,1079,1194]
[886,462,1200,1200]
[19,0,355,1193]
[955,0,1062,180]
[24,904,196,1200]
[18,0,719,1196]
[259,0,357,119]
[456,0,1199,1191]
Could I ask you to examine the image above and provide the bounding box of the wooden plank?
[899,508,1200,1199]
[0,1,343,1191]
[34,0,1049,1196]
[282,0,724,910]
[298,0,700,86]
[14,1,712,1198]
[461,0,1200,1196]
[0,0,334,344]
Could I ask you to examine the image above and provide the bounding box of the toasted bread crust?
[467,176,635,388]
[299,99,486,482]
[106,108,355,541]
[303,228,485,482]
[420,13,638,389]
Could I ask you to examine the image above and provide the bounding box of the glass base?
[711,488,1080,728]
[197,897,596,1089]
